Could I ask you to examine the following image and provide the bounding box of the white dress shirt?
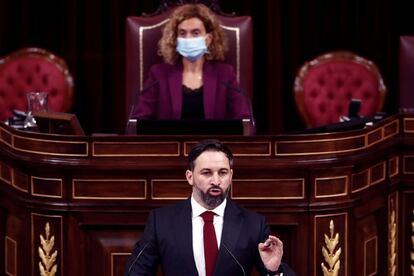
[191,195,227,276]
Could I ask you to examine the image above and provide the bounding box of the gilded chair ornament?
[147,0,231,16]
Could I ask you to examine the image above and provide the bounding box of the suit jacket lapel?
[214,199,243,275]
[203,62,217,119]
[173,199,198,274]
[168,63,183,119]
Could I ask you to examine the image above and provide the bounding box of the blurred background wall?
[0,0,412,135]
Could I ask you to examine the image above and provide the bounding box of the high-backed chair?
[125,0,253,124]
[294,51,386,128]
[0,47,74,121]
[399,36,414,112]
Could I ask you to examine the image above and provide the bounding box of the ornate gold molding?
[321,220,341,276]
[388,198,397,276]
[38,222,57,276]
[411,210,414,275]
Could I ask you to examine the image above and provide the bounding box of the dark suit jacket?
[125,199,295,276]
[130,61,252,120]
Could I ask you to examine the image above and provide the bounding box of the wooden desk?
[1,113,414,276]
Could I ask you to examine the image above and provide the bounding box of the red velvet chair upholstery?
[0,47,74,121]
[293,51,386,128]
[125,4,253,122]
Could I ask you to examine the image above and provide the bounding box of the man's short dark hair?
[188,139,233,171]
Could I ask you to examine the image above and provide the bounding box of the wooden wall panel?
[354,215,381,276]
[0,114,413,275]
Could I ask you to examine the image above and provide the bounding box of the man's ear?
[186,170,193,186]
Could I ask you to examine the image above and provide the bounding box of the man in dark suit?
[125,139,295,276]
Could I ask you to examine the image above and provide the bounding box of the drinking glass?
[24,92,48,128]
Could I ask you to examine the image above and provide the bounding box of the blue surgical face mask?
[176,36,208,61]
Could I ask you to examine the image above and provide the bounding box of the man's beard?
[194,184,229,209]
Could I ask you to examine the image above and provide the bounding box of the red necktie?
[201,211,218,276]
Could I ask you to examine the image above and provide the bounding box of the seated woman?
[130,3,253,123]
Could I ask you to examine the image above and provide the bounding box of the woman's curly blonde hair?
[159,4,228,64]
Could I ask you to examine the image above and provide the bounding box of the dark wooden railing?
[1,112,414,275]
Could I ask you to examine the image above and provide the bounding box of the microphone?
[127,81,159,120]
[220,81,256,132]
[222,243,246,276]
[126,81,159,133]
[126,241,150,276]
[348,98,361,119]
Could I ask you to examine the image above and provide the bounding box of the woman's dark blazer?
[130,61,252,120]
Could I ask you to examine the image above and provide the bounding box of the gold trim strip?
[351,169,369,193]
[72,179,147,200]
[5,236,17,276]
[229,141,272,156]
[221,25,240,82]
[12,134,88,157]
[151,179,189,200]
[315,176,348,198]
[92,141,180,157]
[366,127,384,147]
[275,119,399,156]
[403,155,414,174]
[111,253,131,276]
[351,161,387,193]
[0,163,12,185]
[383,119,399,139]
[275,134,366,156]
[31,213,63,276]
[0,126,14,146]
[183,141,200,156]
[139,19,170,90]
[314,213,348,276]
[364,236,378,276]
[12,169,28,193]
[31,176,63,198]
[369,161,386,186]
[231,178,305,199]
[184,141,272,156]
[389,156,399,178]
[404,117,414,133]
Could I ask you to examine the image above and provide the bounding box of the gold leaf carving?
[321,220,341,276]
[388,198,397,276]
[38,222,58,276]
[411,210,414,276]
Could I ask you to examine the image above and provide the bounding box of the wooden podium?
[1,113,414,275]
